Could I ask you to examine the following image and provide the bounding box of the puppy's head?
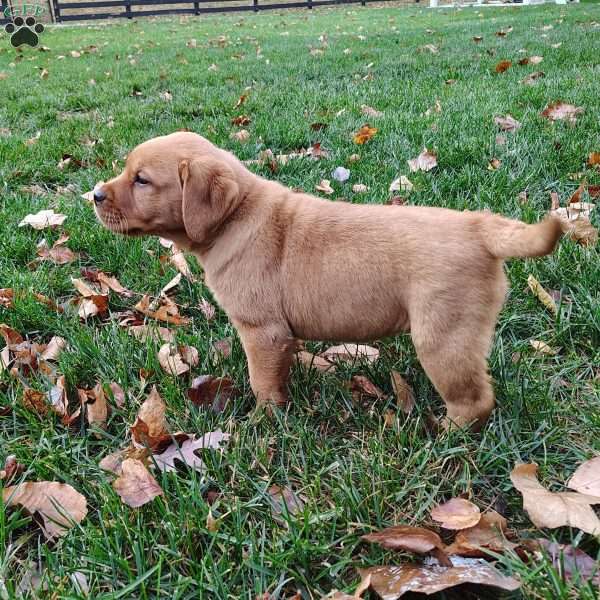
[94,131,240,245]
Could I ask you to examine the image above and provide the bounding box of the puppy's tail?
[481,214,563,259]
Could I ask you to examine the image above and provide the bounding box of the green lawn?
[1,3,599,599]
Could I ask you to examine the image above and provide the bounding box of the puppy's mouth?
[94,206,141,236]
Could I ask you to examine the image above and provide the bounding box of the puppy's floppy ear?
[179,157,240,244]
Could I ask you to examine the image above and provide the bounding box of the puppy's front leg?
[236,323,296,408]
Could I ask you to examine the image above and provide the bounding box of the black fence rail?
[52,0,402,22]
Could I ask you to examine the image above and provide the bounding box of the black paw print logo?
[4,16,44,48]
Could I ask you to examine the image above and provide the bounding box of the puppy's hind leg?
[236,322,296,409]
[409,286,504,431]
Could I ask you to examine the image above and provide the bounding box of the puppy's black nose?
[93,187,106,204]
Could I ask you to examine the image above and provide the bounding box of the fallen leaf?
[97,272,133,297]
[522,71,545,85]
[473,36,483,42]
[488,158,502,170]
[567,456,600,496]
[494,114,521,132]
[19,209,67,230]
[113,458,163,508]
[352,184,368,193]
[231,129,250,142]
[36,237,78,265]
[430,498,481,530]
[48,375,68,417]
[154,430,230,472]
[199,298,216,321]
[232,115,251,126]
[527,275,558,315]
[420,43,438,54]
[22,388,49,416]
[78,295,109,319]
[359,561,520,599]
[157,343,191,376]
[108,382,126,407]
[361,105,383,118]
[495,59,512,73]
[315,180,334,195]
[134,295,190,326]
[530,340,557,355]
[390,371,415,414]
[588,152,600,167]
[389,176,413,193]
[168,245,195,281]
[295,351,336,373]
[130,386,176,451]
[535,539,600,585]
[353,124,378,145]
[541,102,584,124]
[128,325,175,344]
[320,344,379,364]
[407,149,437,173]
[362,525,445,555]
[79,383,108,428]
[350,375,384,399]
[2,481,87,539]
[99,446,149,475]
[445,510,517,557]
[332,167,350,183]
[0,454,23,484]
[210,338,232,363]
[0,288,13,308]
[187,375,239,412]
[268,484,304,516]
[40,336,66,361]
[510,462,600,534]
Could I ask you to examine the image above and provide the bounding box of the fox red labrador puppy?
[93,132,562,430]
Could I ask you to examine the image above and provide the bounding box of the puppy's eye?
[134,174,150,185]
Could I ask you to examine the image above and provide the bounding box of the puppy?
[94,132,562,430]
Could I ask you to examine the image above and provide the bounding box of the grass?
[1,3,599,598]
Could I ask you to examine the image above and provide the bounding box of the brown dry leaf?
[78,295,109,319]
[359,561,520,599]
[351,375,384,398]
[473,36,483,42]
[510,462,600,534]
[72,277,100,297]
[187,375,239,412]
[154,430,229,472]
[493,114,521,132]
[541,102,584,124]
[79,383,108,428]
[430,498,481,530]
[527,275,558,315]
[97,272,133,297]
[268,484,304,516]
[567,456,600,496]
[353,124,378,145]
[22,388,49,416]
[389,176,413,194]
[352,184,368,193]
[588,152,600,167]
[522,71,545,85]
[445,510,517,557]
[2,481,87,539]
[234,93,248,108]
[0,455,24,483]
[551,200,598,246]
[113,458,163,508]
[48,375,68,417]
[488,158,502,170]
[157,343,191,376]
[0,288,13,308]
[40,336,66,361]
[210,338,232,363]
[134,295,190,326]
[128,325,175,344]
[36,238,78,265]
[231,129,250,143]
[99,446,149,475]
[407,149,437,173]
[199,298,216,321]
[390,371,415,415]
[168,245,195,281]
[530,340,558,355]
[131,385,170,450]
[535,539,600,586]
[320,344,379,364]
[361,105,383,118]
[315,180,334,195]
[362,525,445,555]
[19,209,67,230]
[295,351,336,373]
[495,60,512,73]
[232,115,251,126]
[108,382,126,408]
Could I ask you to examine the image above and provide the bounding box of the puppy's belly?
[286,297,410,342]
